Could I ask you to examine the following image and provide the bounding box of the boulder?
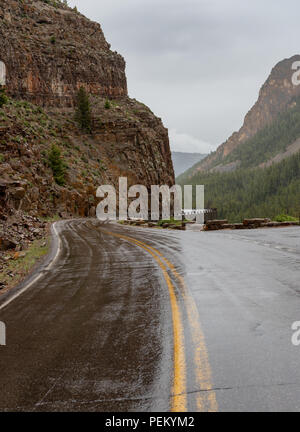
[133,220,146,226]
[9,187,26,200]
[243,218,270,227]
[205,220,228,230]
[206,219,228,227]
[0,237,17,251]
[233,223,247,229]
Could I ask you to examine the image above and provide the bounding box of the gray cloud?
[69,0,300,151]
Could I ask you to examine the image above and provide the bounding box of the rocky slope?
[0,0,127,106]
[188,55,300,175]
[0,0,174,223]
[0,0,174,267]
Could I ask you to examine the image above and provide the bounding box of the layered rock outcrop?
[0,0,174,225]
[0,0,127,106]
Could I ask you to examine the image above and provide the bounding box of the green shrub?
[0,88,8,108]
[274,214,298,222]
[48,145,67,186]
[104,99,111,109]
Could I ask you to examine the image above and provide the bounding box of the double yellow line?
[99,228,218,412]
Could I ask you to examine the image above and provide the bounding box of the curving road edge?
[0,221,63,312]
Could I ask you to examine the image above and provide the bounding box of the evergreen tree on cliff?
[75,87,92,132]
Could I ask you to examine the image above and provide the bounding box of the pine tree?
[75,87,92,132]
[48,145,66,186]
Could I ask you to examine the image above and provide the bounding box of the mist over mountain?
[172,152,206,177]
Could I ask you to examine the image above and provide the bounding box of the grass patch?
[274,214,298,222]
[0,237,50,293]
[157,218,185,226]
[40,214,61,222]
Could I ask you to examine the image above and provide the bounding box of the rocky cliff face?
[0,0,174,228]
[193,55,300,173]
[0,0,127,106]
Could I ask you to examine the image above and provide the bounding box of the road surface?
[0,219,299,412]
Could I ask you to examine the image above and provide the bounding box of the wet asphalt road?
[0,219,299,412]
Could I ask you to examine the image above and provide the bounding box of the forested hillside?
[177,97,300,222]
[217,95,300,170]
[178,151,300,222]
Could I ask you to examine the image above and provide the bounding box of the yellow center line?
[147,253,218,412]
[117,231,218,412]
[98,227,218,412]
[99,228,187,412]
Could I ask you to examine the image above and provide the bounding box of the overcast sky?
[69,0,300,153]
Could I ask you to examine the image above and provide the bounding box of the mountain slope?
[211,94,300,171]
[185,55,300,177]
[178,56,300,222]
[179,151,300,222]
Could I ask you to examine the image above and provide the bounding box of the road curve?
[0,220,299,411]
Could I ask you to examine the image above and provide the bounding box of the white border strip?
[0,222,62,312]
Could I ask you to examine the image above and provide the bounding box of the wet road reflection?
[0,220,299,411]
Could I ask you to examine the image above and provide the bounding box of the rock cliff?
[0,0,174,227]
[0,0,127,106]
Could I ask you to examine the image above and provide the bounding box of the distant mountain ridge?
[184,55,300,177]
[177,55,300,222]
[172,152,206,177]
